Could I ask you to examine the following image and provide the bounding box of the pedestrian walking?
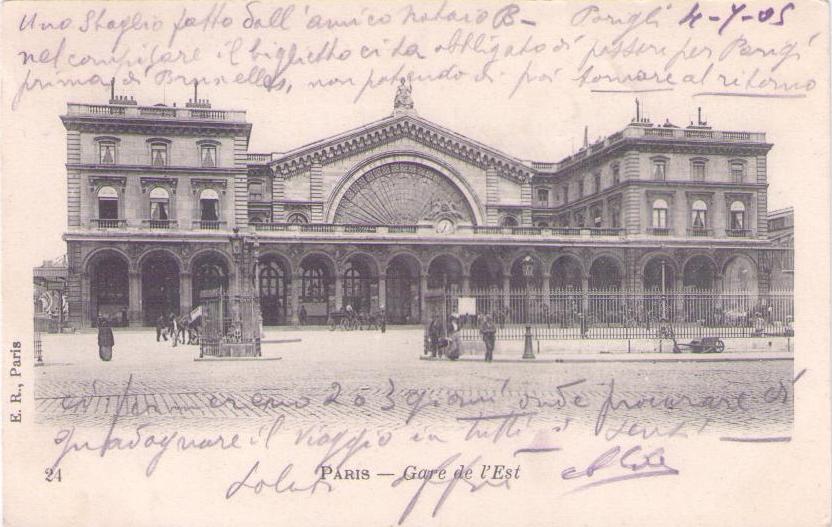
[299,305,307,326]
[480,314,496,362]
[97,318,114,362]
[380,307,386,334]
[428,317,441,357]
[178,315,188,344]
[156,314,167,342]
[169,313,179,348]
[446,313,461,360]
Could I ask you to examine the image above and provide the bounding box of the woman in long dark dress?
[98,318,114,361]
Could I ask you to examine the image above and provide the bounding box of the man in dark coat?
[428,317,442,357]
[380,308,386,334]
[480,314,497,362]
[156,313,167,342]
[98,318,114,361]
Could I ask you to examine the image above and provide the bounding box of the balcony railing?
[726,228,752,238]
[142,219,178,229]
[687,228,713,237]
[67,103,246,122]
[649,227,671,236]
[590,227,625,237]
[388,225,419,234]
[91,218,127,229]
[344,225,377,233]
[193,220,226,230]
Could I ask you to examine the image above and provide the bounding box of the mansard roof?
[270,113,537,183]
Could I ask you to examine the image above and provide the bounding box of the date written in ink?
[679,2,795,35]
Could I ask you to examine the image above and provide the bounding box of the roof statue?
[393,77,415,113]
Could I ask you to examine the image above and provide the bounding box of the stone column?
[581,274,590,313]
[290,273,301,324]
[180,272,193,317]
[80,271,91,328]
[128,271,142,327]
[378,273,387,310]
[462,274,471,295]
[334,274,344,311]
[502,275,511,314]
[419,273,428,323]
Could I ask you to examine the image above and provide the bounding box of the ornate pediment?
[271,114,533,183]
[140,176,178,195]
[190,177,228,195]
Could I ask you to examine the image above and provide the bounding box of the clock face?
[436,219,454,233]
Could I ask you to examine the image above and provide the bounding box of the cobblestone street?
[35,328,794,436]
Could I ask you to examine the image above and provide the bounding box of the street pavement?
[35,327,794,436]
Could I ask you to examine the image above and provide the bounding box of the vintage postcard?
[1,0,830,525]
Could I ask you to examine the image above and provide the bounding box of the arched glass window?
[98,186,119,220]
[652,199,668,228]
[149,187,170,221]
[287,213,309,224]
[199,189,220,222]
[302,265,327,301]
[691,200,708,229]
[730,201,746,230]
[500,216,519,227]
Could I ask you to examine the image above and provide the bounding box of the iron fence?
[440,288,793,341]
[199,291,261,357]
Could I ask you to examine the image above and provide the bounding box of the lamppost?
[522,255,535,359]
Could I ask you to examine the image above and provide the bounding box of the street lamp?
[522,255,535,359]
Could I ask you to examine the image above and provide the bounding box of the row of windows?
[651,199,748,230]
[548,159,749,208]
[96,186,221,222]
[96,139,218,168]
[651,157,747,182]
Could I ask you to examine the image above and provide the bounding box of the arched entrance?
[192,253,229,307]
[427,254,463,292]
[643,256,675,291]
[470,255,503,291]
[385,254,421,324]
[550,256,583,290]
[299,254,334,324]
[589,257,623,290]
[509,255,543,290]
[683,256,715,290]
[343,254,378,315]
[259,256,289,325]
[589,256,624,323]
[141,252,180,325]
[88,252,129,327]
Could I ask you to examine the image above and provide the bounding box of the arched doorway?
[299,254,334,324]
[259,256,289,325]
[470,255,504,318]
[683,256,715,290]
[192,253,229,307]
[385,254,421,324]
[141,252,180,325]
[643,256,677,322]
[550,256,583,290]
[643,256,675,291]
[470,255,503,291]
[589,257,622,290]
[589,256,624,323]
[682,255,717,323]
[427,255,463,292]
[509,255,543,291]
[343,254,378,315]
[89,252,129,327]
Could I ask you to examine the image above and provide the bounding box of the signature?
[561,444,679,492]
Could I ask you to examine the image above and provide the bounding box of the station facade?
[61,88,791,328]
